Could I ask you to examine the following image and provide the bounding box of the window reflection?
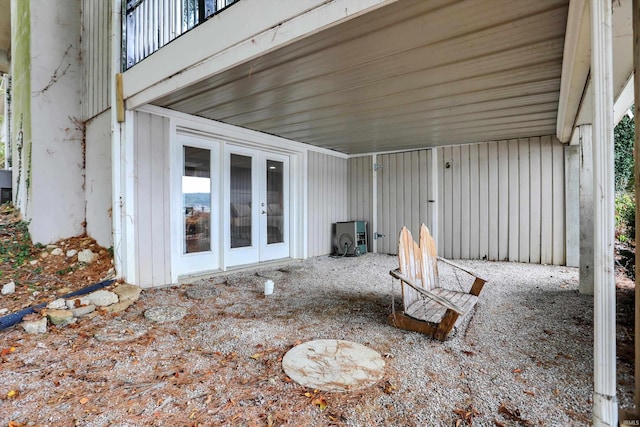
[183,147,211,254]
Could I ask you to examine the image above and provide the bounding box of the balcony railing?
[124,0,239,69]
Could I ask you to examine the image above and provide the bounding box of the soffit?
[153,0,569,154]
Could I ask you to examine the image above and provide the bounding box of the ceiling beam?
[556,0,591,143]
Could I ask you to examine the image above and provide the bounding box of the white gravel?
[0,253,633,426]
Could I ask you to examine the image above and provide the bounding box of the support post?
[620,1,640,423]
[579,125,594,294]
[565,139,580,268]
[371,154,378,253]
[590,0,617,425]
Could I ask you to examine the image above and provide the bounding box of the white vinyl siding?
[439,136,565,264]
[375,150,434,255]
[348,156,374,252]
[133,111,172,286]
[307,151,349,257]
[82,0,111,121]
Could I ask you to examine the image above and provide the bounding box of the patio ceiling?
[153,0,570,155]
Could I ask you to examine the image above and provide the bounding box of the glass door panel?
[265,160,284,244]
[183,147,211,254]
[174,134,220,278]
[259,153,289,262]
[230,154,253,249]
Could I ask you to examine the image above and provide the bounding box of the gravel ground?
[0,253,633,426]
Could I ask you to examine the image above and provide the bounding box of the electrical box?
[334,221,367,256]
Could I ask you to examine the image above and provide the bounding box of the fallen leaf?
[312,396,327,410]
[512,368,522,373]
[493,420,506,427]
[8,421,25,427]
[7,389,19,399]
[304,392,312,398]
[1,347,16,357]
[543,329,554,335]
[382,381,397,395]
[462,350,475,356]
[250,353,264,360]
[79,397,89,404]
[523,390,535,396]
[498,403,534,426]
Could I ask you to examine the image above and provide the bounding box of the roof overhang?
[126,0,573,155]
[557,0,634,142]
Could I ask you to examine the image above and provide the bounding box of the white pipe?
[371,154,378,253]
[590,0,617,425]
[110,0,124,281]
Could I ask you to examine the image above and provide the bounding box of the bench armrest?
[436,257,487,282]
[390,269,465,315]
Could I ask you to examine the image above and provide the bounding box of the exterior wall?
[133,111,172,287]
[438,136,566,264]
[307,151,349,257]
[81,0,111,121]
[375,150,435,255]
[348,156,374,252]
[85,110,113,248]
[11,0,85,244]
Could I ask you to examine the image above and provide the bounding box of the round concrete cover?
[282,339,385,392]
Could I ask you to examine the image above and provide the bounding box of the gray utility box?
[334,221,367,256]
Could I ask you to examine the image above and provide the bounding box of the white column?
[565,141,579,268]
[590,0,617,425]
[579,125,594,294]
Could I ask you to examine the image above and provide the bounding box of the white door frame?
[171,133,222,277]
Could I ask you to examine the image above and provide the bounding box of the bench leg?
[434,309,460,341]
[470,278,486,296]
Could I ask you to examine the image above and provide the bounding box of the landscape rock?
[113,284,142,302]
[71,304,96,317]
[29,260,38,265]
[46,298,67,310]
[40,252,49,259]
[51,248,63,256]
[80,290,118,307]
[21,317,48,334]
[46,309,74,326]
[66,249,78,258]
[2,281,15,295]
[78,249,97,264]
[186,286,220,300]
[0,308,8,315]
[94,320,148,342]
[102,300,134,314]
[46,244,58,250]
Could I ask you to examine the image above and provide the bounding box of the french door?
[224,145,290,267]
[175,135,221,276]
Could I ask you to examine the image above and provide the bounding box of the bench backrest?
[398,225,439,308]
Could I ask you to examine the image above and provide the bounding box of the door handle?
[261,210,267,214]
